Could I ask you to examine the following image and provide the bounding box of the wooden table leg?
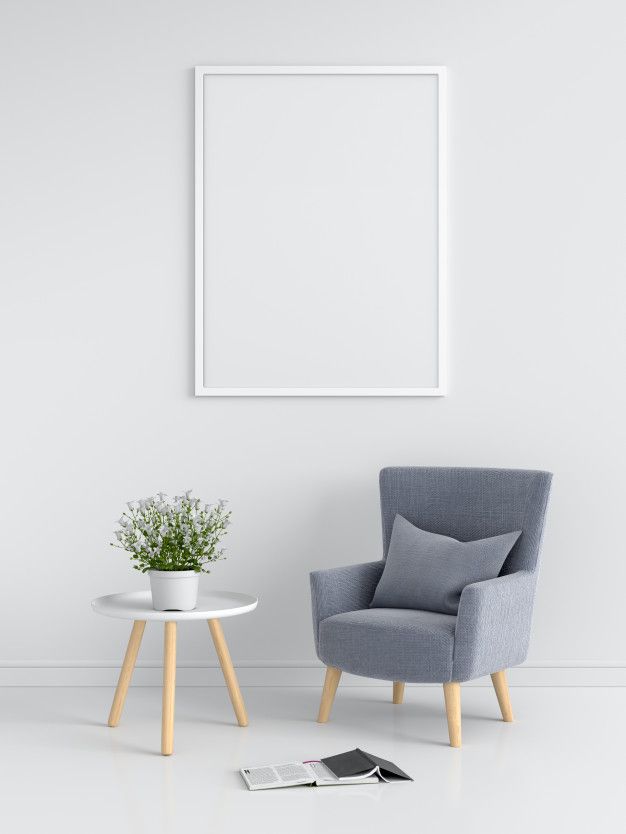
[207,618,248,727]
[161,621,177,755]
[108,620,146,727]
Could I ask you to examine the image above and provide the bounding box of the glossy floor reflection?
[1,685,621,834]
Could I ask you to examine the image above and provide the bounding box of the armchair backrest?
[379,467,552,575]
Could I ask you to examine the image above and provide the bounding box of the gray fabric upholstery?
[310,468,552,683]
[379,467,552,575]
[319,608,456,683]
[370,514,520,615]
[452,570,536,681]
[310,561,384,656]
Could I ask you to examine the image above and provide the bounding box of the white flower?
[184,490,193,499]
[218,498,228,508]
[126,501,135,511]
[115,530,123,541]
[223,519,231,528]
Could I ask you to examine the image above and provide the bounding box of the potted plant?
[112,491,231,611]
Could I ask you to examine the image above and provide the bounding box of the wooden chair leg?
[161,621,177,756]
[392,681,405,704]
[491,670,514,722]
[443,682,462,748]
[108,620,145,727]
[317,666,342,723]
[208,618,248,727]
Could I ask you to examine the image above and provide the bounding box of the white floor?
[1,685,622,834]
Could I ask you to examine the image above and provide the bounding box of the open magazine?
[241,748,412,791]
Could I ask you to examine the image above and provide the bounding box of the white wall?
[1,0,625,685]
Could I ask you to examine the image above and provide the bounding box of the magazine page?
[240,762,316,791]
[307,761,379,786]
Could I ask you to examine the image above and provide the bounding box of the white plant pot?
[149,570,199,611]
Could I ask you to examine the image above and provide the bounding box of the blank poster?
[197,69,444,394]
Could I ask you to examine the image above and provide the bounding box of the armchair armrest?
[310,561,384,656]
[452,570,537,682]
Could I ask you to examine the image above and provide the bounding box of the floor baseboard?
[1,662,625,687]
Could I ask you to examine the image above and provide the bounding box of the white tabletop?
[91,590,258,622]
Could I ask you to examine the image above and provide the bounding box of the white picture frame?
[195,66,447,396]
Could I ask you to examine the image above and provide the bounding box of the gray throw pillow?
[370,514,521,615]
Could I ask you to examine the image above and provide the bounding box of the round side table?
[92,589,258,755]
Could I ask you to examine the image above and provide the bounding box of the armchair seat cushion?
[318,608,456,683]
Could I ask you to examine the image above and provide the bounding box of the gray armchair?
[310,467,552,747]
